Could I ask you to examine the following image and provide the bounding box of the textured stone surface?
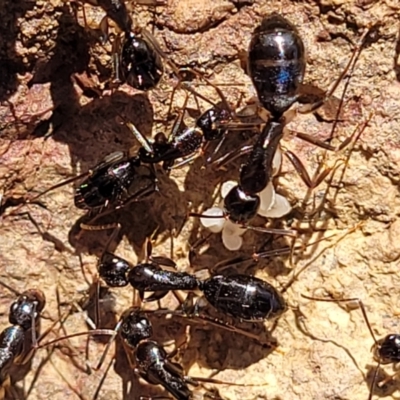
[1,0,400,399]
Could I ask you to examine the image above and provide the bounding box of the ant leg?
[368,361,382,400]
[283,114,371,189]
[298,24,377,114]
[19,299,75,366]
[5,170,91,218]
[99,15,110,44]
[92,318,124,371]
[241,225,297,237]
[112,33,123,83]
[138,30,218,109]
[167,92,191,143]
[174,310,275,347]
[170,151,203,169]
[300,295,378,345]
[288,109,371,153]
[93,355,115,400]
[283,150,344,189]
[177,67,235,115]
[300,293,386,400]
[164,324,191,361]
[189,212,297,237]
[206,247,292,273]
[211,144,253,169]
[376,369,400,388]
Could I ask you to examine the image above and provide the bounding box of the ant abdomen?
[248,13,306,117]
[200,274,287,321]
[0,327,24,370]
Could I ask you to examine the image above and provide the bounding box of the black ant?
[93,228,284,344]
[191,13,375,241]
[9,148,157,224]
[94,223,359,340]
[301,294,400,400]
[125,82,239,172]
[0,289,46,400]
[50,306,268,399]
[10,84,235,220]
[75,0,165,90]
[78,0,231,99]
[100,250,287,322]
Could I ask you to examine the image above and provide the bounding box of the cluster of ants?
[0,1,397,400]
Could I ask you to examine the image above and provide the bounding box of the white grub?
[258,193,292,218]
[272,147,282,176]
[258,182,275,214]
[222,219,246,251]
[199,207,225,233]
[200,172,291,250]
[221,180,238,199]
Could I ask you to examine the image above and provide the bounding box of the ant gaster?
[73,151,155,211]
[248,14,306,119]
[22,149,157,218]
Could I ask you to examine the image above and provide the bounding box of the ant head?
[154,132,168,145]
[121,33,163,91]
[196,106,230,141]
[9,289,46,329]
[98,252,131,287]
[373,334,400,364]
[120,308,153,348]
[223,185,260,223]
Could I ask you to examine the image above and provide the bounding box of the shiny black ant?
[109,307,234,400]
[42,306,266,400]
[78,0,230,98]
[301,294,400,400]
[15,86,235,219]
[15,102,205,217]
[192,13,374,239]
[0,289,46,400]
[17,150,157,222]
[125,83,239,171]
[100,251,287,322]
[75,0,165,90]
[16,111,210,221]
[94,228,285,344]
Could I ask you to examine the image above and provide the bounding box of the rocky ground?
[1,0,400,399]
